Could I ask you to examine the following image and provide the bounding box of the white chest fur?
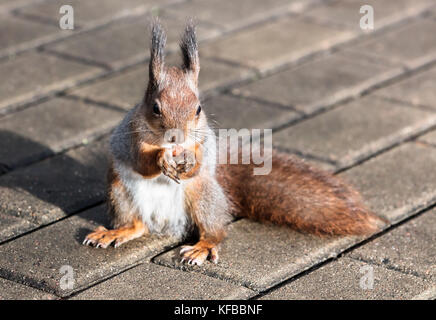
[115,162,189,238]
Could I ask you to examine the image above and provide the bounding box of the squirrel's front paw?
[180,242,219,266]
[174,149,196,174]
[157,148,180,183]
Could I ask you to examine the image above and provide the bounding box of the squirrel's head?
[140,19,206,148]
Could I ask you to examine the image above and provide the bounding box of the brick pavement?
[0,0,435,300]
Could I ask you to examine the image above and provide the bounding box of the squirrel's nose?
[164,128,184,144]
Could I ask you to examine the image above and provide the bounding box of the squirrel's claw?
[83,226,130,249]
[179,245,194,254]
[179,244,218,266]
[157,149,181,183]
[163,170,180,184]
[210,247,219,264]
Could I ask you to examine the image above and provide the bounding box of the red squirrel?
[83,20,385,265]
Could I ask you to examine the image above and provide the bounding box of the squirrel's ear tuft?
[180,19,200,85]
[149,18,167,87]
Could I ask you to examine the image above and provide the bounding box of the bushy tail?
[217,150,386,236]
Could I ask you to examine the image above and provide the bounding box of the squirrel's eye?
[152,103,161,115]
[196,105,202,116]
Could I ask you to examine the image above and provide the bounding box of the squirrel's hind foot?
[83,220,147,248]
[180,242,219,266]
[83,226,132,249]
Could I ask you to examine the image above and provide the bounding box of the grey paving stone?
[200,16,354,72]
[348,210,436,281]
[304,0,434,32]
[413,286,436,300]
[70,65,148,110]
[418,129,436,146]
[197,59,254,94]
[164,0,309,31]
[272,96,436,168]
[204,94,300,130]
[375,68,436,109]
[0,97,123,170]
[73,262,253,300]
[154,219,359,291]
[341,143,436,223]
[0,138,108,226]
[338,48,401,68]
[0,205,179,297]
[0,51,102,114]
[0,0,41,13]
[348,19,436,68]
[69,58,253,109]
[46,14,220,69]
[260,257,433,300]
[0,14,61,56]
[17,0,174,27]
[232,52,399,114]
[0,213,36,243]
[0,277,56,300]
[282,155,336,173]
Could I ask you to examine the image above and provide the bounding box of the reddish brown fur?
[131,140,163,179]
[84,218,147,249]
[143,67,201,142]
[217,150,386,236]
